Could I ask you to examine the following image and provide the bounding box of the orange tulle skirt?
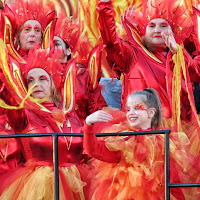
[86,130,200,200]
[0,162,87,200]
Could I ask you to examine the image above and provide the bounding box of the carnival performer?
[0,45,88,200]
[0,2,26,175]
[1,0,56,66]
[84,88,200,199]
[97,0,200,125]
[53,17,107,124]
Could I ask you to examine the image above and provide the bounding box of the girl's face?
[144,18,172,48]
[126,95,155,130]
[27,68,53,101]
[19,20,42,50]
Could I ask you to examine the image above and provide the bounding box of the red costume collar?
[42,102,56,110]
[18,47,29,57]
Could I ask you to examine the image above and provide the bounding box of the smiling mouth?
[129,117,137,122]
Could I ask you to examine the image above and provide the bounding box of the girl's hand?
[161,29,177,54]
[86,110,113,125]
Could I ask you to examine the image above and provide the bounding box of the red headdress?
[25,46,63,91]
[5,0,55,34]
[129,0,193,43]
[54,16,93,65]
[54,16,81,52]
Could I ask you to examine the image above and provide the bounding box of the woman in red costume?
[1,0,56,65]
[53,17,107,124]
[97,0,200,125]
[0,46,88,199]
[0,0,56,172]
[84,88,200,199]
[0,2,27,175]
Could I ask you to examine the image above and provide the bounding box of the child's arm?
[84,111,121,163]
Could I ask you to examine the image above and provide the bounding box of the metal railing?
[0,130,200,200]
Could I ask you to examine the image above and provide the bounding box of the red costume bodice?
[5,102,84,167]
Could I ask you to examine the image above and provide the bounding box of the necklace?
[64,136,72,151]
[0,143,8,162]
[64,119,73,150]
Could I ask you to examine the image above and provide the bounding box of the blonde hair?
[50,76,61,107]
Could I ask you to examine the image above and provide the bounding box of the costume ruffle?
[163,117,200,156]
[0,162,86,200]
[86,129,200,200]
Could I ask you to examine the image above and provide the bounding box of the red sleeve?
[0,80,27,132]
[87,86,107,115]
[0,138,23,175]
[188,54,200,83]
[97,1,137,73]
[83,122,121,163]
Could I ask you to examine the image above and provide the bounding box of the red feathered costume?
[54,17,107,124]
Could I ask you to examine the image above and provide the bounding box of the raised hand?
[161,29,177,54]
[121,6,141,28]
[86,110,113,125]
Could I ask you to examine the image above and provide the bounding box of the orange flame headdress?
[25,47,63,91]
[54,16,93,65]
[130,0,193,43]
[54,16,81,52]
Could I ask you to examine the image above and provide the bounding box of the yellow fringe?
[0,84,47,110]
[172,44,200,131]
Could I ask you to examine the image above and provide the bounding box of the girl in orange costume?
[84,89,200,199]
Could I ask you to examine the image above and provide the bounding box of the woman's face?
[27,68,53,101]
[53,36,71,63]
[144,18,173,48]
[126,95,153,130]
[19,20,42,50]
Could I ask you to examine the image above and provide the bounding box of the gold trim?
[0,143,8,162]
[89,52,98,89]
[4,16,26,64]
[127,24,162,64]
[63,63,74,114]
[43,21,53,49]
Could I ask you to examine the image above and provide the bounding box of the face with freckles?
[19,20,42,50]
[26,68,53,101]
[126,95,155,130]
[144,18,173,49]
